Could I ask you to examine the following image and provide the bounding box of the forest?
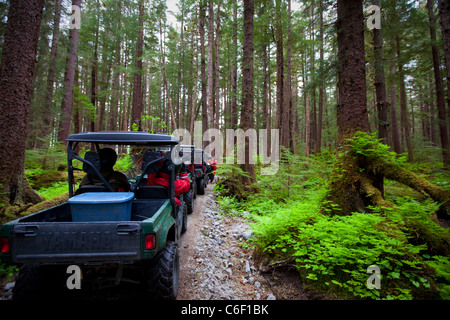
[0,0,449,300]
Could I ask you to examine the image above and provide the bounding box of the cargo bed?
[6,199,170,265]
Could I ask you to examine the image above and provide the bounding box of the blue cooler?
[68,192,135,222]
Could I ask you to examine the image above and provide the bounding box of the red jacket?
[146,172,191,206]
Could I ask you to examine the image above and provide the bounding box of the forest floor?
[177,183,325,300]
[0,182,325,300]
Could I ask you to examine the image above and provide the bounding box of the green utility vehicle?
[0,131,186,300]
[180,145,196,214]
[193,148,208,195]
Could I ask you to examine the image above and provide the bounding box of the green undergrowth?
[24,151,133,201]
[215,148,450,300]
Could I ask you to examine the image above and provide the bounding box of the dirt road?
[177,183,275,300]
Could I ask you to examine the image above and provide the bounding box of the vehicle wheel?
[197,178,205,195]
[176,204,184,239]
[185,189,194,214]
[181,201,188,234]
[13,266,68,300]
[145,241,179,300]
[193,181,197,199]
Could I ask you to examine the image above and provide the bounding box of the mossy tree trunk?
[0,0,45,209]
[324,0,450,217]
[324,0,376,215]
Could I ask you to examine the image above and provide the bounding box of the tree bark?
[324,0,371,215]
[199,0,208,146]
[90,10,99,134]
[214,3,221,130]
[282,0,292,150]
[317,0,325,153]
[429,0,450,167]
[231,3,238,130]
[438,0,450,144]
[389,63,402,153]
[0,0,45,206]
[275,0,283,133]
[41,0,62,146]
[109,6,122,131]
[207,0,214,131]
[58,0,81,143]
[241,0,255,185]
[373,0,389,143]
[131,0,144,131]
[396,37,413,162]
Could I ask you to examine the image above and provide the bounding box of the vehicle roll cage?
[66,132,180,209]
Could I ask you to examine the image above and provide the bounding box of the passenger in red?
[146,159,191,206]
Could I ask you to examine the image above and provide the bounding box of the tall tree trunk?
[214,3,221,130]
[0,0,45,206]
[199,0,208,146]
[190,13,199,136]
[325,0,372,215]
[389,64,402,153]
[132,0,144,131]
[304,78,311,157]
[438,0,450,144]
[282,0,292,151]
[275,0,283,133]
[429,81,437,145]
[324,0,450,216]
[241,0,255,185]
[317,0,325,153]
[422,82,431,141]
[41,0,62,146]
[373,0,389,143]
[58,0,82,143]
[90,12,99,134]
[109,14,122,131]
[396,37,413,162]
[261,4,270,155]
[207,0,215,131]
[231,3,238,130]
[429,0,450,167]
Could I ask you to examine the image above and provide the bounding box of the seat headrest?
[142,151,160,174]
[83,151,101,175]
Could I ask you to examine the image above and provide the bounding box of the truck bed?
[5,199,170,265]
[19,199,167,223]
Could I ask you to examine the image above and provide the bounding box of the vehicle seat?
[135,151,168,199]
[75,151,111,195]
[83,151,101,175]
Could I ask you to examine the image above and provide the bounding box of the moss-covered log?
[368,160,450,211]
[324,132,450,218]
[1,192,68,224]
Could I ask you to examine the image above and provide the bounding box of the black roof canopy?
[66,131,180,146]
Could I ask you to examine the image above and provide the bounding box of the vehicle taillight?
[145,234,155,250]
[0,237,10,254]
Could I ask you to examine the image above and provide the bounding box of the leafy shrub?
[425,256,450,299]
[37,181,72,200]
[251,198,441,299]
[223,147,449,300]
[115,154,134,175]
[214,163,249,200]
[0,261,18,280]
